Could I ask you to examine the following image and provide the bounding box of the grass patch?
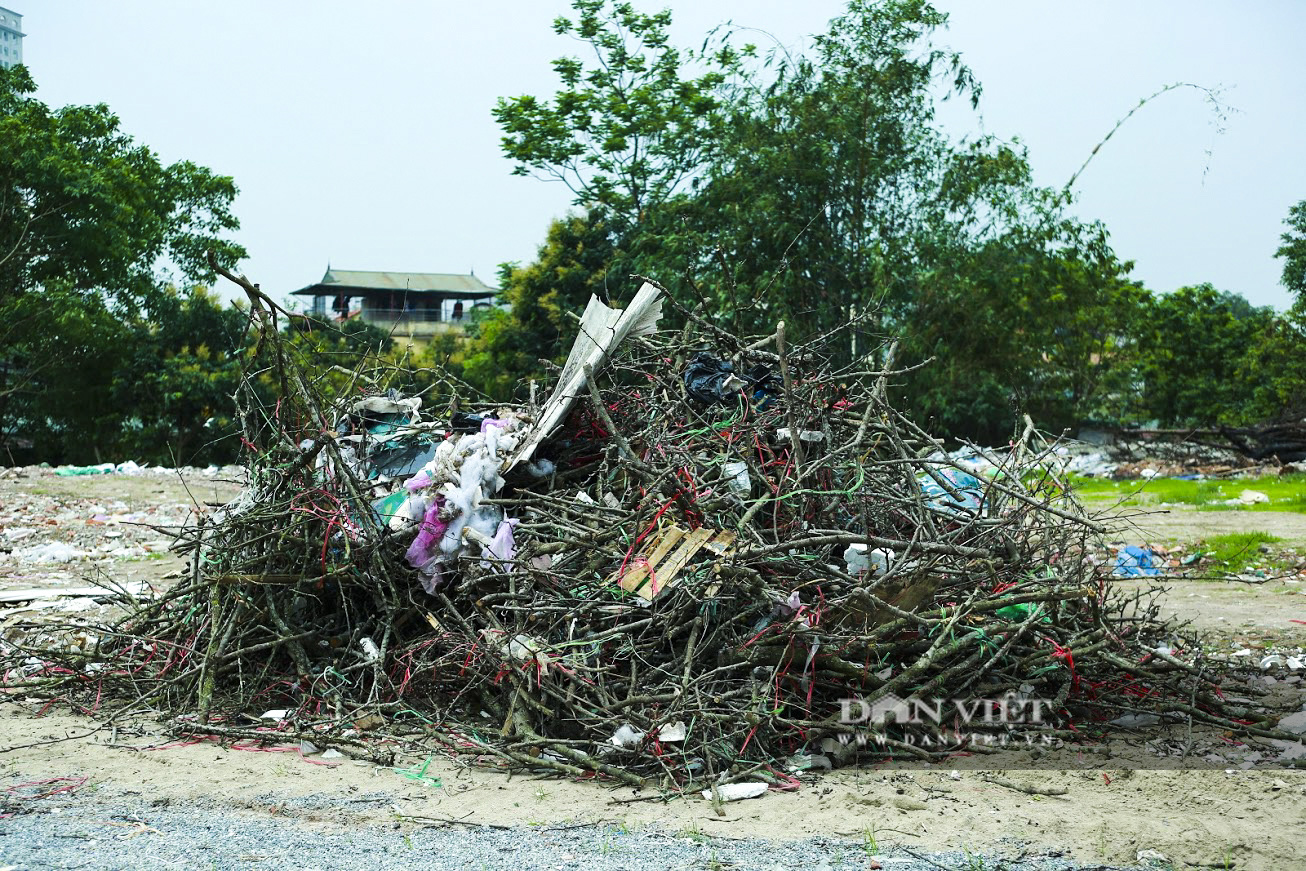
[1070,473,1306,513]
[1200,531,1283,573]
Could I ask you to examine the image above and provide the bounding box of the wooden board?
[612,525,737,601]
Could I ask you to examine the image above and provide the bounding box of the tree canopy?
[1276,198,1306,311]
[482,0,1193,438]
[0,65,247,463]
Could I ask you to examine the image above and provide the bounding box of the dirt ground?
[1093,500,1306,646]
[2,469,1304,870]
[1103,503,1306,550]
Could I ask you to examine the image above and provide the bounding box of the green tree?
[493,0,735,231]
[491,0,1166,440]
[1240,309,1306,421]
[688,0,997,338]
[0,66,243,314]
[901,233,1148,441]
[110,287,251,465]
[1132,284,1274,426]
[1275,198,1306,311]
[462,210,616,399]
[0,65,246,459]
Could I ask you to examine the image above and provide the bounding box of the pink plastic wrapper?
[404,471,433,492]
[405,496,448,570]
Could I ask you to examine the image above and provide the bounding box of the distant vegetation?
[465,0,1306,442]
[2,0,1305,465]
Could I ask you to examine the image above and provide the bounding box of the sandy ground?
[1,708,1303,870]
[2,470,1305,870]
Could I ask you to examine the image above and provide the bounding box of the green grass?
[1200,531,1283,573]
[1070,473,1306,513]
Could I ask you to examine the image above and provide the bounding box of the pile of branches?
[1220,419,1306,464]
[2,273,1295,786]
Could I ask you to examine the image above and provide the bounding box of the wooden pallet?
[612,524,736,601]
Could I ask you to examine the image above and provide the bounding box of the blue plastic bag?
[1113,545,1162,577]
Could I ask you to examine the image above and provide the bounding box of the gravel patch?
[0,794,1133,871]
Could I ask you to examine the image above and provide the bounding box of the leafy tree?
[0,66,243,314]
[1239,309,1306,421]
[493,0,735,231]
[688,0,998,338]
[1131,284,1274,426]
[110,287,251,465]
[0,65,246,459]
[2,286,136,462]
[1275,198,1306,310]
[491,0,1253,441]
[901,233,1148,442]
[462,210,616,399]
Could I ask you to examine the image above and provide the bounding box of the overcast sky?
[20,1,1306,309]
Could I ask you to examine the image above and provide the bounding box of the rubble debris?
[701,783,768,802]
[2,269,1299,790]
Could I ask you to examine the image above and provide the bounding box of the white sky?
[20,1,1306,309]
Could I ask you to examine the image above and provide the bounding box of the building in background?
[292,267,497,346]
[0,6,22,70]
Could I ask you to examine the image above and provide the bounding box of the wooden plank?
[611,525,734,601]
[645,526,715,598]
[616,526,684,595]
[0,582,153,603]
[702,529,736,556]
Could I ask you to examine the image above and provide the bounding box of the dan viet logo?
[834,693,1059,748]
[840,692,1051,726]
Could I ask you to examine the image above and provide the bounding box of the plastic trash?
[450,411,496,433]
[657,721,688,742]
[54,463,116,476]
[372,490,413,529]
[21,542,87,563]
[350,393,421,435]
[1109,712,1162,728]
[682,352,781,407]
[916,467,984,518]
[776,428,825,443]
[369,440,439,479]
[500,633,553,673]
[1238,489,1270,505]
[722,461,751,496]
[1113,546,1162,577]
[683,353,746,405]
[610,724,644,749]
[994,601,1037,621]
[405,497,451,591]
[844,543,892,577]
[700,782,768,802]
[480,518,517,570]
[786,752,833,772]
[524,458,555,478]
